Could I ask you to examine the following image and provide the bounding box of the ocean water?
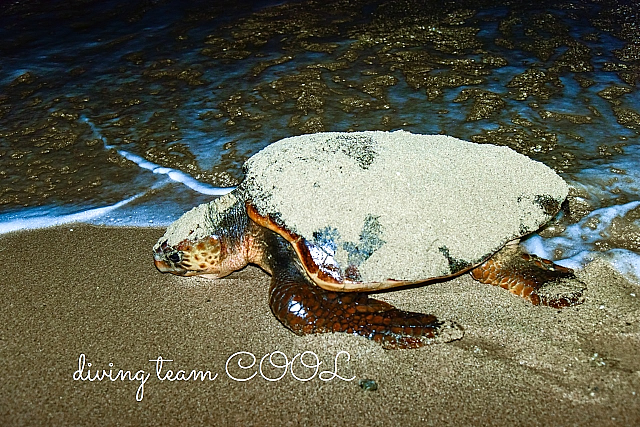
[1,0,639,282]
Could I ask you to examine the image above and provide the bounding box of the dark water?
[0,0,639,280]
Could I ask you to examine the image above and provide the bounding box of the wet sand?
[1,225,639,426]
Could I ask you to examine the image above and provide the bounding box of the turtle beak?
[154,253,173,273]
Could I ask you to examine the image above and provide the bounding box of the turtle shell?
[242,130,568,292]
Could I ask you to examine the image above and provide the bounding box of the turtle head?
[153,192,249,279]
[153,234,243,278]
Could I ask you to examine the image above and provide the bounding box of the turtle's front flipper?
[470,243,585,308]
[268,263,463,349]
[258,226,463,349]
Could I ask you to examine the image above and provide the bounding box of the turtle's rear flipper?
[269,270,463,349]
[470,244,585,308]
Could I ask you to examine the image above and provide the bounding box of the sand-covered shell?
[243,130,568,291]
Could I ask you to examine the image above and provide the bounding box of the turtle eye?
[168,252,181,263]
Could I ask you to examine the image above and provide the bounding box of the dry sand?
[1,225,639,426]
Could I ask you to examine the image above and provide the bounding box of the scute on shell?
[243,130,568,284]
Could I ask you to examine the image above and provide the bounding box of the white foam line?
[520,234,552,260]
[114,149,233,195]
[0,193,143,234]
[563,200,640,244]
[522,200,640,282]
[80,116,234,196]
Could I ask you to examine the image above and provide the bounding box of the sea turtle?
[153,131,585,349]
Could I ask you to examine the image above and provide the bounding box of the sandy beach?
[1,0,639,425]
[1,225,638,426]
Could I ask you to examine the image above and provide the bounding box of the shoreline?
[1,225,639,426]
